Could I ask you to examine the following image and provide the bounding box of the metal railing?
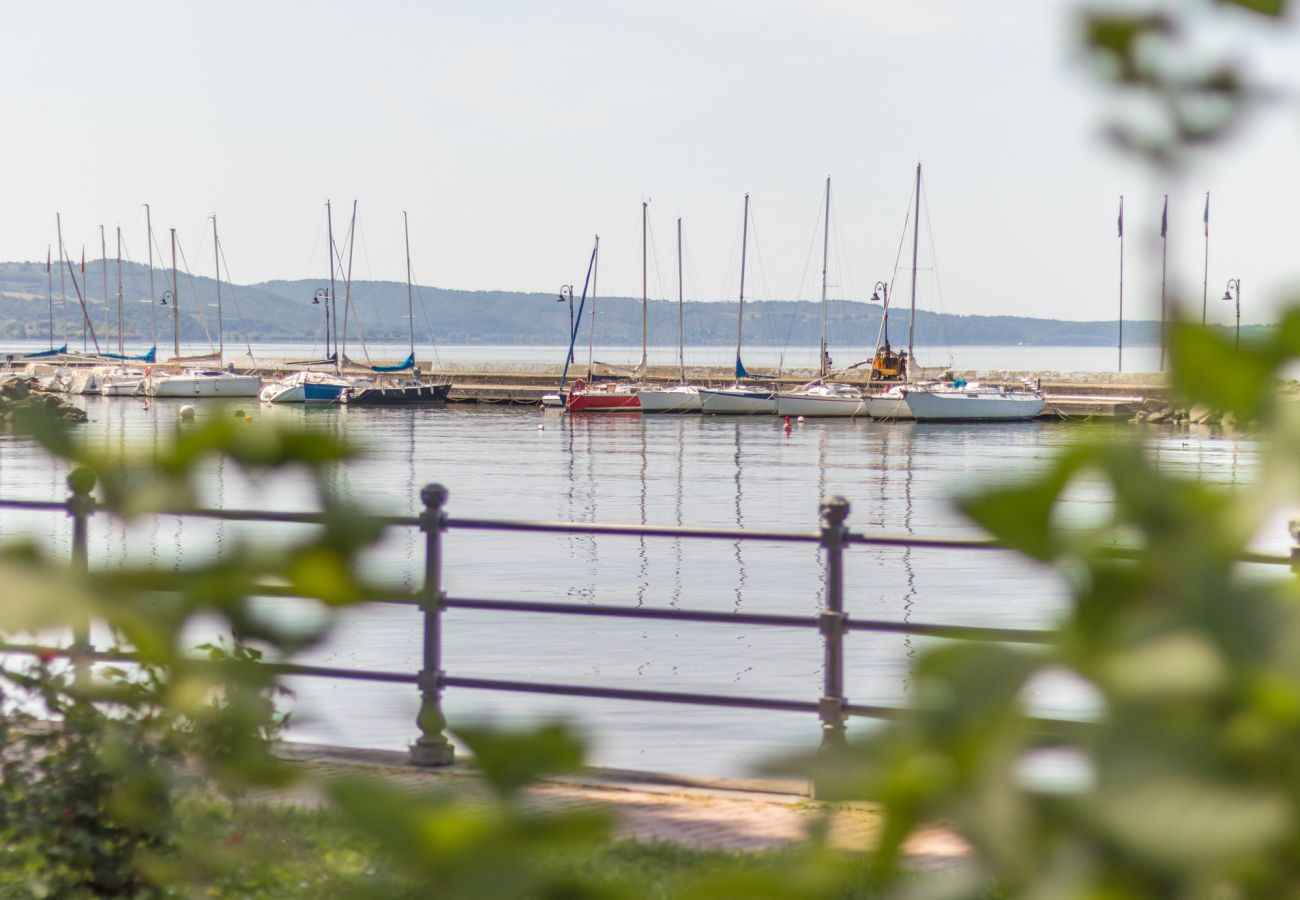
[2,478,1295,766]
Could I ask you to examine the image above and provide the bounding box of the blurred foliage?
[1078,0,1288,166]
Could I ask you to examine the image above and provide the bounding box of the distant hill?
[0,260,1260,348]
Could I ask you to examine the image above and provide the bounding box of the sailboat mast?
[57,216,67,346]
[1159,194,1168,372]
[907,163,920,372]
[145,204,157,350]
[641,200,648,375]
[341,200,357,369]
[587,235,599,381]
[677,217,684,384]
[100,226,109,349]
[736,193,749,375]
[213,215,223,365]
[115,227,123,355]
[326,200,337,359]
[1118,194,1125,373]
[404,211,415,361]
[46,245,53,349]
[170,228,179,360]
[819,176,830,381]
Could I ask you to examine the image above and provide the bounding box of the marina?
[0,394,1261,776]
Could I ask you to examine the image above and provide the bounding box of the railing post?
[1290,517,1300,576]
[66,467,96,681]
[818,496,850,749]
[410,483,455,767]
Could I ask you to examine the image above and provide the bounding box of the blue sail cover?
[21,344,68,358]
[97,346,157,363]
[735,356,776,380]
[371,352,415,373]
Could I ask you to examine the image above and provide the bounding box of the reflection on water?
[0,396,1269,776]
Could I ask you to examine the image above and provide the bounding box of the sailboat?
[344,212,452,405]
[775,177,864,417]
[889,165,1044,422]
[565,204,645,413]
[863,164,924,421]
[698,194,778,415]
[143,218,261,398]
[638,216,701,413]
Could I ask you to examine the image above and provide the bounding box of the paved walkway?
[277,744,968,862]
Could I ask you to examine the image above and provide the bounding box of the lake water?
[0,388,1270,777]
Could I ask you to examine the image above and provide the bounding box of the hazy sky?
[3,0,1298,324]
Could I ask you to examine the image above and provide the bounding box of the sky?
[3,0,1298,325]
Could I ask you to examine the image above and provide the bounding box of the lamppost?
[870,280,890,346]
[1222,278,1241,349]
[312,288,330,356]
[558,284,574,363]
[159,290,172,306]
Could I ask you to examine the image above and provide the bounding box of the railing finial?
[421,483,449,511]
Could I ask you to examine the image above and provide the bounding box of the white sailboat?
[903,382,1046,421]
[776,177,864,418]
[143,219,261,398]
[638,216,701,413]
[698,193,778,415]
[864,163,923,421]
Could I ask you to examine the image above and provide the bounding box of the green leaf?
[454,722,586,797]
[1217,0,1287,16]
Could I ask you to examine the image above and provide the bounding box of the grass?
[154,798,878,899]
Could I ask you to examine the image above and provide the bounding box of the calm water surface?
[0,396,1266,776]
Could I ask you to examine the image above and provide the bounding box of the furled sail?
[371,353,415,373]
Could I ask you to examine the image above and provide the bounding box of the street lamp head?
[160,291,172,306]
[1222,290,1233,302]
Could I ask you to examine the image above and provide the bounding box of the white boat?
[699,386,776,415]
[541,392,565,408]
[904,383,1046,421]
[260,370,351,404]
[775,383,864,417]
[863,384,913,420]
[640,217,704,414]
[145,369,262,397]
[638,384,702,413]
[99,367,146,396]
[773,178,864,419]
[702,194,777,416]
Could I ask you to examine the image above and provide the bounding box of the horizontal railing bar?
[0,498,70,512]
[845,618,1051,643]
[441,676,821,713]
[848,533,1001,551]
[247,582,420,605]
[151,507,417,527]
[444,516,823,543]
[267,661,418,685]
[444,597,819,628]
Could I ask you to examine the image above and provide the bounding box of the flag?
[1117,196,1124,238]
[1160,196,1168,238]
[1203,192,1210,237]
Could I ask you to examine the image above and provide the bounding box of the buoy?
[797,416,805,423]
[179,405,195,421]
[234,409,246,419]
[538,423,545,430]
[783,415,792,434]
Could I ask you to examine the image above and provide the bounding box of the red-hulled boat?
[565,378,640,412]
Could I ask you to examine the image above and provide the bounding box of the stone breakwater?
[0,376,87,425]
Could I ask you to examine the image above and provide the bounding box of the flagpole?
[1202,191,1210,326]
[1118,194,1124,373]
[1160,195,1168,372]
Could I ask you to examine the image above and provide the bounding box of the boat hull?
[863,395,913,420]
[638,386,701,413]
[774,392,864,418]
[346,383,451,406]
[698,387,776,415]
[100,380,143,396]
[145,374,262,397]
[263,382,347,404]
[567,391,640,412]
[904,389,1046,421]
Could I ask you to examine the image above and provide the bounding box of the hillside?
[0,260,1244,349]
